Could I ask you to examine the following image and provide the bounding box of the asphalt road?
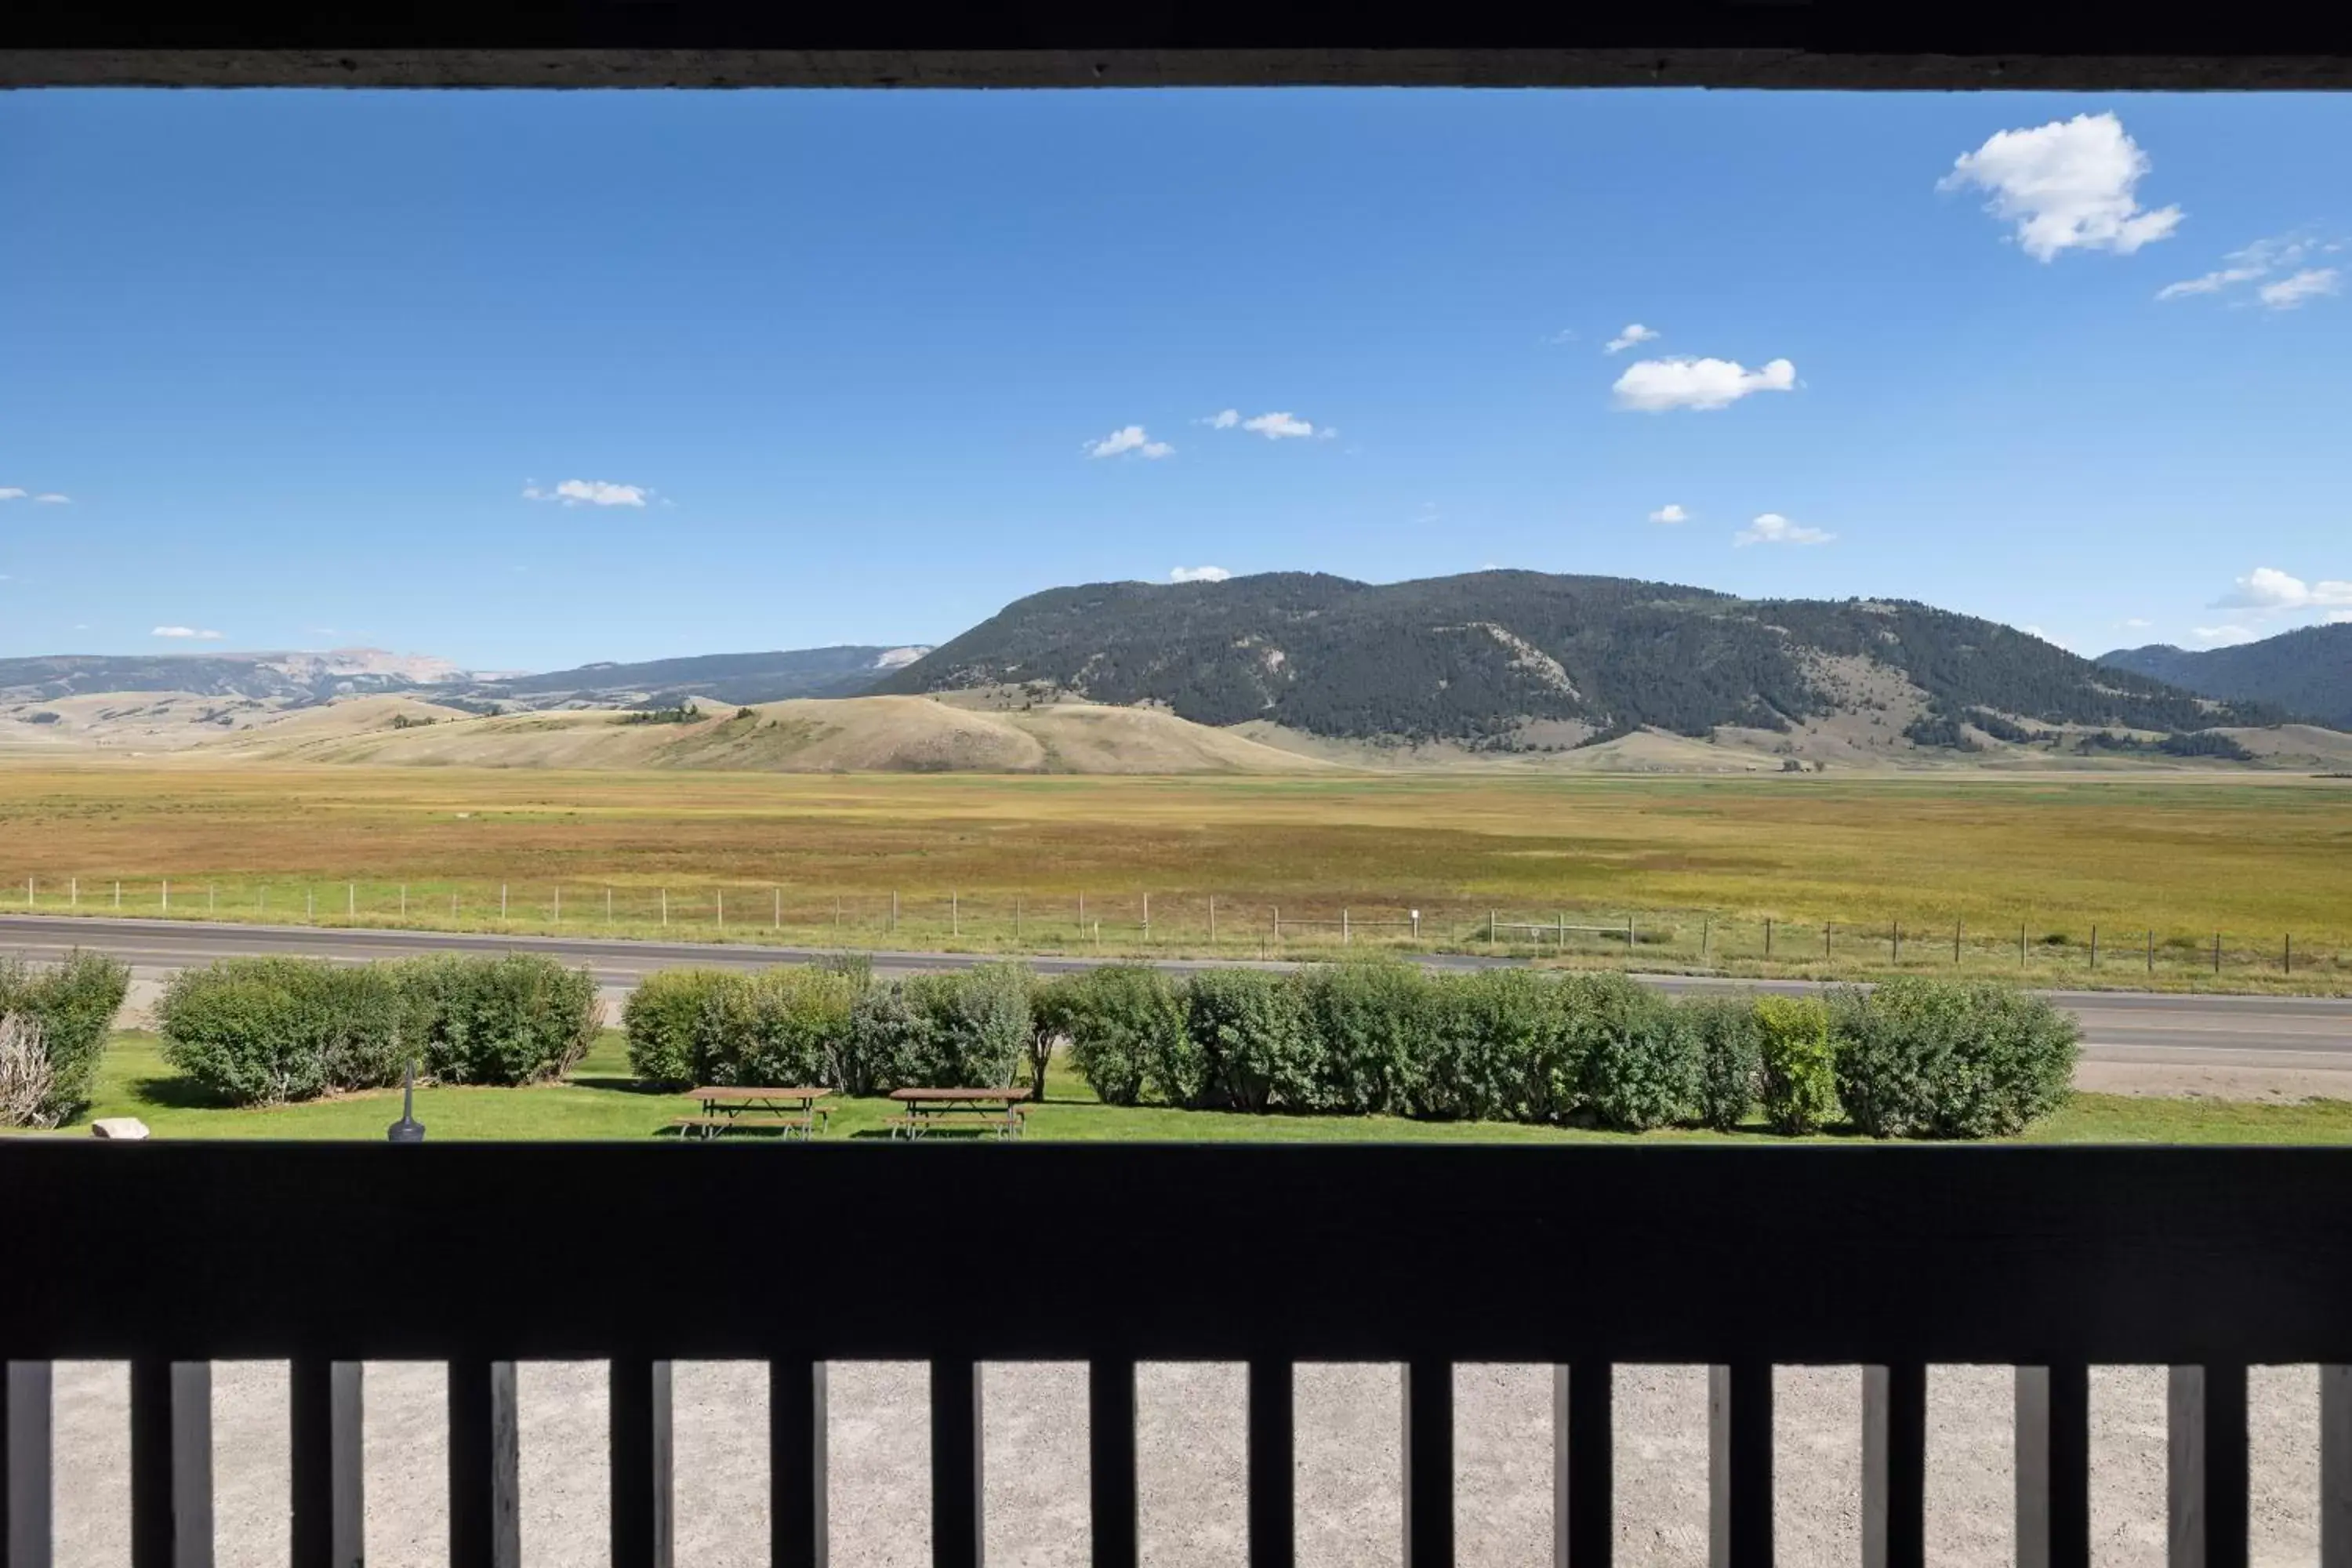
[4,913,2347,1073]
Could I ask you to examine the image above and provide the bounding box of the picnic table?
[673,1086,833,1141]
[887,1087,1031,1141]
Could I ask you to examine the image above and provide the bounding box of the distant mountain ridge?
[2099,624,2352,729]
[874,569,2280,746]
[457,645,931,708]
[0,649,459,705]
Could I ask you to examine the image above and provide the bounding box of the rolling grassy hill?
[2101,624,2352,729]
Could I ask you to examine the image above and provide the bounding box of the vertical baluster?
[448,1361,521,1568]
[1247,1360,1294,1568]
[2168,1365,2247,1568]
[6,1361,56,1568]
[290,1359,364,1568]
[1861,1364,1926,1568]
[611,1359,674,1568]
[131,1360,212,1568]
[1708,1363,1772,1568]
[1089,1359,1137,1568]
[931,1359,982,1568]
[2016,1364,2089,1568]
[771,1360,829,1568]
[1554,1361,1611,1568]
[2323,1367,2352,1568]
[1403,1359,1453,1568]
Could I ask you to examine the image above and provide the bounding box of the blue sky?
[2,89,2347,671]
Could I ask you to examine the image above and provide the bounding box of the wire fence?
[6,873,2346,983]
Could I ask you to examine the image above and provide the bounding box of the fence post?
[1701,916,1709,964]
[208,885,215,915]
[890,891,897,933]
[775,887,781,930]
[2214,932,2221,975]
[1765,919,1773,959]
[1488,909,1495,944]
[1955,919,1963,965]
[2091,925,2099,970]
[607,887,613,924]
[23,877,30,909]
[115,880,122,909]
[349,882,356,918]
[1343,908,1350,946]
[400,884,408,917]
[1207,896,1214,944]
[2147,929,2154,977]
[1411,909,1420,941]
[1556,910,1565,948]
[1015,895,1023,942]
[71,876,77,907]
[306,888,313,922]
[662,888,669,927]
[2021,923,2027,967]
[1628,915,1636,952]
[1893,920,1902,964]
[1143,893,1149,942]
[554,887,561,924]
[500,884,508,920]
[2287,935,2294,976]
[162,878,169,913]
[717,890,724,929]
[951,891,958,938]
[1826,921,1833,959]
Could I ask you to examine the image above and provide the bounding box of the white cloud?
[1242,412,1318,440]
[1083,426,1174,460]
[1734,513,1834,547]
[2213,566,2352,612]
[1648,503,1690,525]
[1603,323,1660,355]
[2329,610,2352,625]
[2190,625,2260,647]
[1613,357,1797,412]
[2158,235,2340,307]
[33,493,69,504]
[523,478,650,506]
[2020,626,2075,650]
[152,626,224,641]
[2258,268,2342,310]
[1203,410,1240,429]
[1170,565,1232,583]
[1543,328,1578,346]
[1940,112,2182,261]
[0,488,25,502]
[2120,617,2154,630]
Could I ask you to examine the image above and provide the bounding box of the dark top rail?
[8,1144,2352,1366]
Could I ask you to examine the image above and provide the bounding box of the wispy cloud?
[2158,234,2342,308]
[2259,268,2342,310]
[2119,617,2154,630]
[1542,328,1578,347]
[1200,409,1333,441]
[1940,112,2182,261]
[1170,565,1232,583]
[1647,503,1690,525]
[2190,625,2260,647]
[33,493,69,504]
[0,488,25,502]
[1603,323,1660,355]
[1613,357,1797,412]
[523,478,651,507]
[1734,513,1834,547]
[153,626,224,641]
[1083,426,1174,460]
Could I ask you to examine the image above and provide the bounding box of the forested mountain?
[875,570,2277,745]
[2100,625,2352,729]
[465,645,930,708]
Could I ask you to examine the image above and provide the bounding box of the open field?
[39,1030,2352,1144]
[2,764,2348,989]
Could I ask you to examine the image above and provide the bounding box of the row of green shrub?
[623,958,1040,1096]
[0,952,132,1127]
[158,954,599,1105]
[1044,964,2076,1137]
[619,960,2077,1138]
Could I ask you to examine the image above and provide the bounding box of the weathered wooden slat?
[2168,1364,2248,1568]
[931,1360,981,1568]
[1088,1359,1137,1568]
[448,1361,520,1568]
[1403,1359,1452,1568]
[5,1361,54,1568]
[1861,1363,1925,1568]
[2016,1363,2090,1568]
[129,1360,211,1568]
[1708,1363,1772,1568]
[1248,1361,1294,1568]
[610,1359,673,1568]
[771,1360,829,1568]
[2325,1367,2352,1568]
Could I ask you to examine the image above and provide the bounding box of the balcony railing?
[5,1142,2352,1567]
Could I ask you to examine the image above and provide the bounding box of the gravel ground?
[38,1361,2321,1566]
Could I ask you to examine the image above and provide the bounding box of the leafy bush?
[623,966,858,1089]
[1298,960,1435,1116]
[158,957,405,1106]
[1033,965,1184,1106]
[1576,982,1699,1131]
[1417,969,1559,1122]
[0,950,129,1123]
[1684,995,1762,1132]
[401,953,597,1086]
[1753,995,1838,1135]
[1180,967,1315,1112]
[622,968,730,1089]
[845,965,1032,1091]
[1832,978,2078,1138]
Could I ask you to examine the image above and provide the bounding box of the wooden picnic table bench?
[673,1086,833,1140]
[887,1087,1031,1141]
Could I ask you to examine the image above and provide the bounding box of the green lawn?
[34,1030,2352,1145]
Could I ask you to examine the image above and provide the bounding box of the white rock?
[90,1116,151,1140]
